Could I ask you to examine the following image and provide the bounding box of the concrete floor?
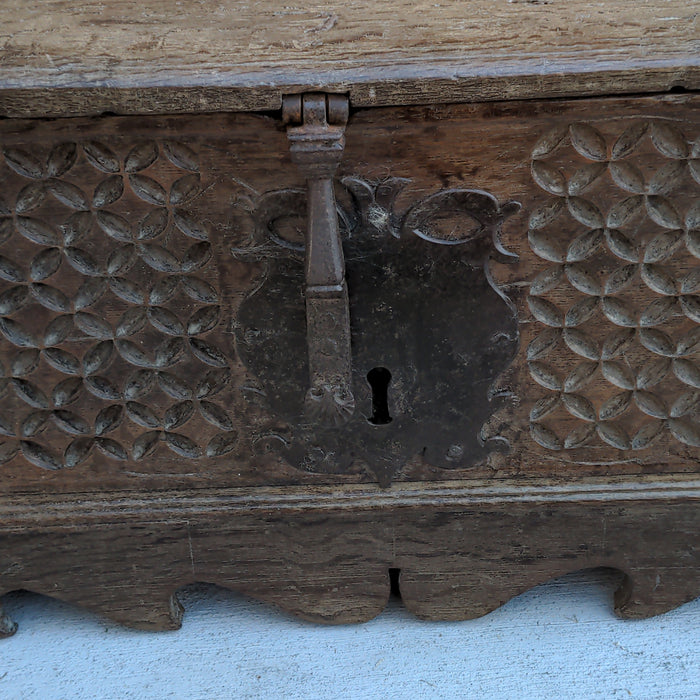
[1,568,698,699]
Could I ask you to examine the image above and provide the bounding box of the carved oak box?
[0,1,698,635]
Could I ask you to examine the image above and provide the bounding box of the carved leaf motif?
[567,162,606,196]
[139,244,180,272]
[84,376,121,401]
[12,378,49,408]
[170,174,201,205]
[680,295,700,323]
[195,368,230,398]
[11,348,40,376]
[564,423,597,449]
[126,401,160,429]
[189,338,228,368]
[650,122,688,159]
[528,199,565,231]
[138,209,169,241]
[528,229,564,263]
[530,394,560,421]
[30,283,70,312]
[634,391,668,419]
[206,432,238,457]
[681,268,700,295]
[97,211,132,242]
[526,328,560,361]
[158,372,193,400]
[30,247,62,281]
[116,339,152,368]
[74,312,113,340]
[565,264,601,296]
[74,278,107,310]
[187,305,220,335]
[604,265,637,295]
[49,180,89,210]
[670,391,700,418]
[4,148,43,178]
[0,318,39,347]
[83,142,120,173]
[163,141,199,172]
[611,122,648,160]
[631,421,665,450]
[528,361,562,391]
[133,431,161,460]
[163,400,195,430]
[16,182,46,213]
[0,285,29,315]
[566,229,603,262]
[164,432,202,458]
[687,229,700,259]
[21,411,49,438]
[561,393,596,422]
[148,306,185,336]
[52,376,83,407]
[43,348,80,375]
[149,275,179,305]
[82,340,114,375]
[563,361,598,392]
[17,217,61,246]
[96,437,128,460]
[639,297,677,327]
[181,241,212,273]
[110,277,145,305]
[646,196,682,229]
[531,161,566,196]
[129,174,167,206]
[563,328,599,360]
[569,123,607,161]
[21,440,62,470]
[596,423,630,450]
[599,391,632,421]
[106,244,136,276]
[649,161,687,195]
[0,256,26,283]
[640,264,677,296]
[46,143,77,177]
[94,404,124,436]
[92,175,124,208]
[65,247,102,276]
[124,141,158,173]
[124,369,155,399]
[639,328,676,357]
[667,418,700,447]
[199,400,233,431]
[673,359,700,388]
[174,210,209,241]
[155,337,184,368]
[527,296,562,327]
[53,409,91,435]
[62,211,93,245]
[181,276,218,304]
[116,306,148,337]
[567,197,604,228]
[606,195,644,228]
[601,297,636,327]
[64,438,94,467]
[636,358,672,389]
[530,266,564,297]
[677,327,700,357]
[530,423,561,450]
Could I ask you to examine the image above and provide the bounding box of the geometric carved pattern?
[527,120,700,450]
[0,140,237,470]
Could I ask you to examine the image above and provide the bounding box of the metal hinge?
[282,93,354,426]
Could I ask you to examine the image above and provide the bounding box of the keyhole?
[367,367,392,425]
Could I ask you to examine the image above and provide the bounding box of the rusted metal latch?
[282,93,355,426]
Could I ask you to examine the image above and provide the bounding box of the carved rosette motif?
[526,120,700,452]
[0,140,238,470]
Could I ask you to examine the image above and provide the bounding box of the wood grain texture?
[0,477,699,633]
[0,0,698,117]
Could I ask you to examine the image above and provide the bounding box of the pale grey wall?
[1,569,698,699]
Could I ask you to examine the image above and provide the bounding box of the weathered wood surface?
[0,0,698,117]
[0,94,696,494]
[0,477,699,635]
